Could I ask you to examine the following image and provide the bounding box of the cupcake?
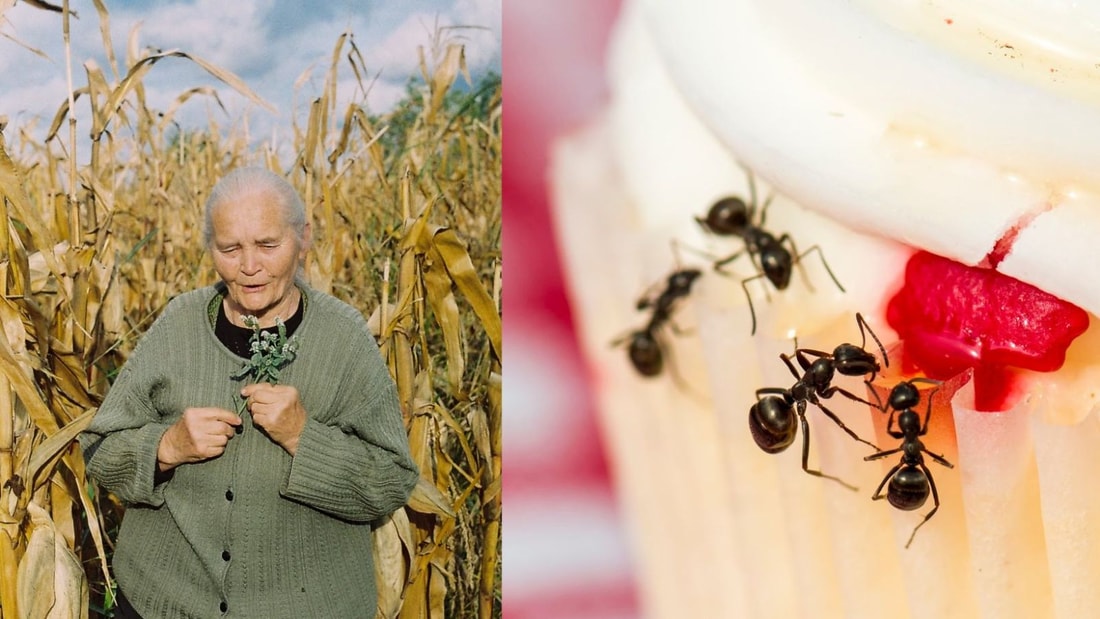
[549,1,1100,617]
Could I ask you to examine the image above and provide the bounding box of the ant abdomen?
[749,397,796,453]
[628,334,663,377]
[887,467,930,511]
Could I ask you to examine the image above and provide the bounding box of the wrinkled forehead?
[210,188,298,236]
[213,187,294,223]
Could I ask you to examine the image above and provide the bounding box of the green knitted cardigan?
[79,282,418,618]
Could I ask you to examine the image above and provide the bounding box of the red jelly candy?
[886,251,1089,411]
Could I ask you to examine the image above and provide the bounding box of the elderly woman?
[79,167,418,618]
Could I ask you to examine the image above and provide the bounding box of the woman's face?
[210,189,309,326]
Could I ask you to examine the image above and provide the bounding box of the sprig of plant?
[231,315,300,384]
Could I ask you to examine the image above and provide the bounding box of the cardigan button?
[220,601,228,612]
[222,550,231,561]
[225,489,234,501]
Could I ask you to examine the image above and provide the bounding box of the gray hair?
[203,167,308,248]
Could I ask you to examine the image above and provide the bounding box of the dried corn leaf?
[432,229,500,360]
[63,440,111,586]
[89,0,118,79]
[44,88,88,143]
[0,324,56,435]
[50,479,75,548]
[0,524,18,619]
[0,297,29,357]
[373,514,408,619]
[429,401,478,483]
[467,406,491,473]
[21,0,65,12]
[92,48,275,140]
[421,42,469,122]
[16,502,89,619]
[407,412,433,488]
[428,560,447,619]
[0,140,66,296]
[407,477,454,519]
[26,407,94,489]
[158,87,225,132]
[181,49,277,113]
[397,571,428,619]
[420,248,463,392]
[366,303,397,338]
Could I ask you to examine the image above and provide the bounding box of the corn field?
[0,1,501,617]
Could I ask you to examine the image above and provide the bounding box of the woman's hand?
[241,383,307,455]
[157,407,242,471]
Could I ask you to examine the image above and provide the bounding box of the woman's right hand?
[157,407,242,471]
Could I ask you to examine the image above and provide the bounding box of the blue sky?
[0,0,500,149]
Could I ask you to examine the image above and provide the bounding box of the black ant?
[612,268,703,377]
[865,378,954,549]
[696,168,844,334]
[749,313,888,490]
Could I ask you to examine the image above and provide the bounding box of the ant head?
[669,268,703,294]
[888,381,921,411]
[699,196,750,235]
[628,332,663,377]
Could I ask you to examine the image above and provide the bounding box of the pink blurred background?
[502,1,641,617]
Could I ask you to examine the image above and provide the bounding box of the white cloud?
[113,0,273,75]
[452,0,500,70]
[0,0,498,148]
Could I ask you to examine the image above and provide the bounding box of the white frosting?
[628,0,1100,316]
[549,3,1100,614]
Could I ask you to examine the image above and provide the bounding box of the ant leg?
[821,385,886,411]
[855,312,890,370]
[915,382,943,434]
[673,238,725,265]
[864,447,903,463]
[666,318,695,338]
[715,249,774,307]
[905,464,942,549]
[737,271,770,335]
[783,236,847,294]
[860,381,887,411]
[869,462,903,499]
[774,234,816,293]
[713,249,747,271]
[758,192,775,227]
[793,348,831,371]
[778,353,805,381]
[815,400,879,450]
[660,333,710,405]
[884,408,901,437]
[797,408,858,491]
[801,244,846,293]
[739,161,760,221]
[610,328,639,349]
[634,277,668,312]
[924,449,954,469]
[738,162,776,227]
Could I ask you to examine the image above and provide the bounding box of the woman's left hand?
[241,383,307,455]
